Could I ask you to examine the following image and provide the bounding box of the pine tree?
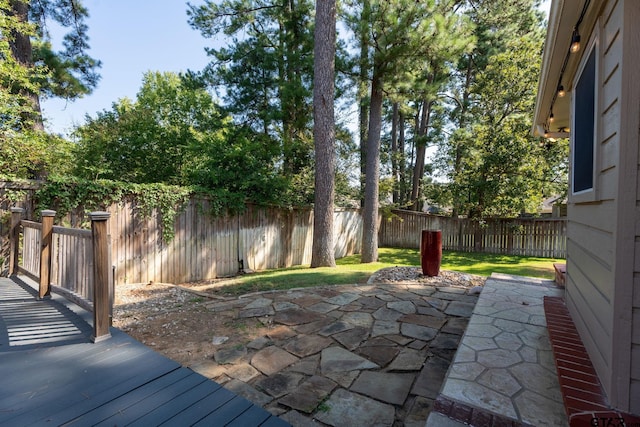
[3,0,101,131]
[310,0,337,268]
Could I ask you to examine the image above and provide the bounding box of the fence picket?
[378,210,566,259]
[6,200,565,289]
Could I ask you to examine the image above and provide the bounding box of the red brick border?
[433,395,535,427]
[543,296,640,427]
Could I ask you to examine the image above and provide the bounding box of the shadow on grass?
[337,248,420,267]
[206,248,562,296]
[210,269,371,296]
[441,250,560,279]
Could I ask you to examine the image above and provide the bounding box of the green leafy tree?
[185,127,287,212]
[73,72,209,184]
[353,0,472,262]
[432,0,555,218]
[72,71,286,212]
[0,0,98,179]
[188,0,315,183]
[429,13,567,218]
[3,0,100,130]
[73,72,226,183]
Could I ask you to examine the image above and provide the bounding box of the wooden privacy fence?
[105,201,363,286]
[379,209,567,258]
[9,208,113,342]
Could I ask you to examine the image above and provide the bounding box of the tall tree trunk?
[279,1,294,176]
[391,102,399,204]
[410,72,436,211]
[410,99,433,211]
[452,57,473,218]
[361,67,384,263]
[310,0,336,267]
[358,0,370,207]
[8,0,44,131]
[399,110,407,204]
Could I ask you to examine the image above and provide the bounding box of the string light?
[570,28,581,53]
[541,0,590,138]
[557,85,566,97]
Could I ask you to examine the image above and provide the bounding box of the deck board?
[194,395,254,426]
[127,378,224,426]
[91,370,208,426]
[0,277,288,426]
[158,385,238,426]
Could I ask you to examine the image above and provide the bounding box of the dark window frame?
[571,27,599,202]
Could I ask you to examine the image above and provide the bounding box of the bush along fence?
[379,209,567,259]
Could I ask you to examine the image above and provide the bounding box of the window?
[571,34,598,198]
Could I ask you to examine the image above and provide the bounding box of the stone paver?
[350,371,415,405]
[278,375,337,413]
[255,372,304,398]
[412,355,450,399]
[400,322,438,341]
[251,346,299,375]
[282,335,333,357]
[356,345,399,367]
[224,379,274,406]
[432,274,567,427]
[331,326,369,350]
[444,301,476,317]
[387,348,426,371]
[226,363,261,382]
[188,269,567,427]
[320,346,379,373]
[214,346,247,364]
[314,388,395,427]
[273,308,323,325]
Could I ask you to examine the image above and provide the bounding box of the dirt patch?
[113,267,483,368]
[113,283,263,366]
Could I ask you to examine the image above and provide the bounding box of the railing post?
[39,210,56,300]
[90,211,111,342]
[9,207,25,275]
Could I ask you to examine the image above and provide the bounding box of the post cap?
[41,209,56,217]
[10,207,25,213]
[89,211,111,221]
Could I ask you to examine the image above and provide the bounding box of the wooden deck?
[0,276,288,426]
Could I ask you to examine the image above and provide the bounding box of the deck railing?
[9,208,113,342]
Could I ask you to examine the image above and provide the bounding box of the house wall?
[566,0,640,412]
[622,0,640,413]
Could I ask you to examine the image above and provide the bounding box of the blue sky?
[41,0,551,138]
[41,0,215,136]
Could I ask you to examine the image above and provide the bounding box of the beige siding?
[566,0,623,404]
[625,0,640,411]
[634,291,640,414]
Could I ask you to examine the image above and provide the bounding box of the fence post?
[90,211,111,342]
[9,207,25,275]
[38,210,56,300]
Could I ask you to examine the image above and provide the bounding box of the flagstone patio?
[187,270,482,426]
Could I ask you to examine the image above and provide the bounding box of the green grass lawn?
[204,248,563,296]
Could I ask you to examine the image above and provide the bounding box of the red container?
[421,230,442,277]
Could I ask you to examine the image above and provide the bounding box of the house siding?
[536,0,640,413]
[566,0,640,411]
[621,0,640,412]
[633,295,640,413]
